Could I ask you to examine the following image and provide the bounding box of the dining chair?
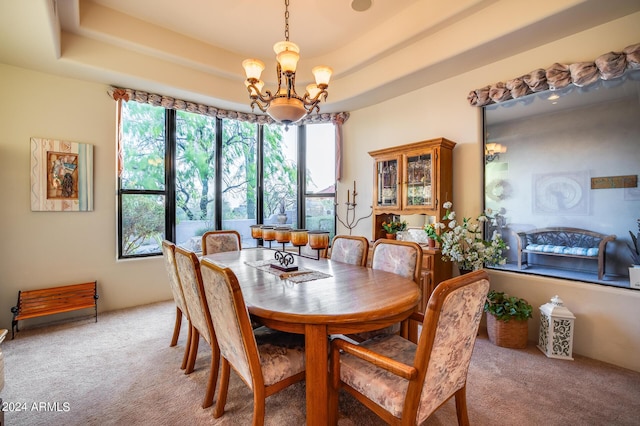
[329,270,490,426]
[201,230,242,255]
[349,239,422,342]
[161,240,191,370]
[199,258,306,425]
[329,235,369,266]
[174,246,220,409]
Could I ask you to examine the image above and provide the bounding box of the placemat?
[244,259,332,283]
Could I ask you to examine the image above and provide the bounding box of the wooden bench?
[10,281,98,339]
[516,228,616,280]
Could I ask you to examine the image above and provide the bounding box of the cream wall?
[0,12,638,371]
[0,65,171,332]
[339,13,640,372]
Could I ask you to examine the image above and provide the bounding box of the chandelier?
[242,0,332,127]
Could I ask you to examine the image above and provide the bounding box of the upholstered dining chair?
[199,258,306,425]
[201,230,242,255]
[349,239,423,342]
[173,246,220,409]
[329,270,490,426]
[329,235,369,266]
[161,240,191,370]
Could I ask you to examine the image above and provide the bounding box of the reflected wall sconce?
[485,143,507,163]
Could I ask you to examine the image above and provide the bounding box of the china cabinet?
[369,138,455,241]
[368,137,456,310]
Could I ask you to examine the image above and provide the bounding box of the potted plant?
[423,223,439,248]
[276,197,288,224]
[434,201,508,273]
[484,290,533,348]
[381,220,407,239]
[628,219,640,289]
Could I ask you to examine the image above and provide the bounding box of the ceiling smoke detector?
[351,0,373,12]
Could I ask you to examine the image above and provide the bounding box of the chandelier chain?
[284,0,290,41]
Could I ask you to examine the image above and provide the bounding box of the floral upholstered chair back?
[329,270,490,424]
[371,239,423,284]
[161,240,189,321]
[199,258,306,422]
[199,259,254,386]
[413,271,490,423]
[174,246,213,345]
[202,230,242,255]
[330,235,369,266]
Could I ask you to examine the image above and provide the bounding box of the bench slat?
[11,281,98,339]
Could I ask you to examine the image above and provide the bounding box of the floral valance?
[467,42,640,107]
[107,86,349,126]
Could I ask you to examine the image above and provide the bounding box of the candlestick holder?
[336,181,372,235]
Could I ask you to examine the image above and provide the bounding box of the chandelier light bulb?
[242,59,265,80]
[276,48,300,73]
[312,66,333,87]
[306,84,321,99]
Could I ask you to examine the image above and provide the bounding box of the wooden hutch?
[368,137,455,310]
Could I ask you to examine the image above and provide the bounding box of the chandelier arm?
[303,89,328,106]
[250,99,269,113]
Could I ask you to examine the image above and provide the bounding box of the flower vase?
[427,238,436,249]
[458,268,473,276]
[385,233,396,240]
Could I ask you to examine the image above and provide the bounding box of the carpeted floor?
[2,300,639,425]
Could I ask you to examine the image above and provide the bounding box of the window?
[483,70,640,289]
[118,101,336,258]
[305,123,336,240]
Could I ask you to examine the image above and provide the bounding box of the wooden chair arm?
[0,329,6,344]
[331,338,417,380]
[408,311,424,323]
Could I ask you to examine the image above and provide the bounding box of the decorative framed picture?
[532,171,589,215]
[30,137,94,211]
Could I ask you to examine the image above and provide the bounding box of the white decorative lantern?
[537,295,575,360]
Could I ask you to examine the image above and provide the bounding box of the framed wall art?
[532,171,589,216]
[30,137,94,211]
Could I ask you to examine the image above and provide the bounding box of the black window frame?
[117,106,335,259]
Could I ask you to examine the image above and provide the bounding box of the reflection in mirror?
[483,70,640,289]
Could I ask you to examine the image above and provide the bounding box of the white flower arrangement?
[435,201,509,271]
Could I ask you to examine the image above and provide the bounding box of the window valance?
[107,86,349,125]
[467,42,640,107]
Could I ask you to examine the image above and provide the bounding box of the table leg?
[305,324,329,426]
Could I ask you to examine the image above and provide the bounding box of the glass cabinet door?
[404,151,434,209]
[375,157,399,208]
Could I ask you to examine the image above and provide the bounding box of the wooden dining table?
[201,247,420,425]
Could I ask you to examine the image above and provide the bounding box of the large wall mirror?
[483,69,639,290]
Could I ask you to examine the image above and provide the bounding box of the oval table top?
[201,247,420,331]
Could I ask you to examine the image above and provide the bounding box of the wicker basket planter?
[486,313,529,349]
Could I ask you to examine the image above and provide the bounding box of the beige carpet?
[2,301,639,425]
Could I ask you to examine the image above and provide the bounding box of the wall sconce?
[485,142,507,163]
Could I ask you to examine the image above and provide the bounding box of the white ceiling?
[1,0,639,114]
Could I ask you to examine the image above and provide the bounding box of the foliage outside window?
[118,102,335,258]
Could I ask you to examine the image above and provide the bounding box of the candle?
[308,230,330,249]
[347,190,350,203]
[290,229,309,246]
[275,227,291,243]
[353,180,356,193]
[250,224,262,239]
[262,226,276,241]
